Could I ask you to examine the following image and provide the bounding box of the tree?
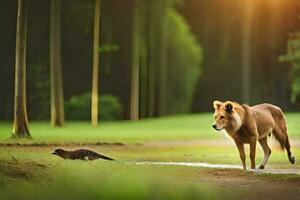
[157,0,169,116]
[130,0,140,120]
[138,0,202,117]
[139,0,148,118]
[147,0,158,117]
[12,0,30,138]
[241,0,254,104]
[242,0,253,103]
[280,32,300,102]
[50,0,65,127]
[165,7,202,114]
[91,0,101,126]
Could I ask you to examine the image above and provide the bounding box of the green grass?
[0,145,239,200]
[0,113,217,143]
[0,143,299,200]
[1,113,300,144]
[0,113,300,200]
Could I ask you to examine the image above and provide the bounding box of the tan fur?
[212,100,295,169]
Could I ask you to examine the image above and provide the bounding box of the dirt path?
[135,161,300,175]
[1,138,300,148]
[2,158,298,200]
[134,161,300,199]
[1,141,299,199]
[199,168,300,200]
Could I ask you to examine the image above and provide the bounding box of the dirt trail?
[1,143,299,200]
[136,161,300,200]
[136,162,300,200]
[199,168,300,200]
[135,161,300,175]
[1,138,300,148]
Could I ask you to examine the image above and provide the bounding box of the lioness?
[212,100,295,169]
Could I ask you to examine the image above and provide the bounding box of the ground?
[0,113,299,200]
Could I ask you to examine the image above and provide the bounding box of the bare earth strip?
[198,168,300,200]
[1,137,300,148]
[135,162,300,200]
[135,161,300,175]
[1,141,300,200]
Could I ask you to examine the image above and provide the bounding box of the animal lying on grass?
[212,100,295,170]
[52,148,114,161]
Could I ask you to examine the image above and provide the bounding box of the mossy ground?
[0,113,299,200]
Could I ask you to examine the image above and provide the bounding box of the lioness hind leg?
[273,126,295,165]
[249,141,257,169]
[258,137,271,169]
[285,135,295,164]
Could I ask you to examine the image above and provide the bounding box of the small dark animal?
[52,148,114,161]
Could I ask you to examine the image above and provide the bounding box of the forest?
[1,0,300,125]
[1,0,300,200]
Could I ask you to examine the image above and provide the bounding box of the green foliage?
[99,44,119,53]
[165,8,202,114]
[65,93,91,120]
[139,0,203,116]
[65,93,123,121]
[280,33,300,102]
[99,94,124,120]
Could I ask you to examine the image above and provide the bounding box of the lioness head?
[212,100,242,132]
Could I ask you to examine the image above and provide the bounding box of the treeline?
[181,0,300,111]
[0,0,202,137]
[280,32,300,102]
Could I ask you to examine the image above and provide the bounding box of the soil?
[200,168,300,200]
[135,161,300,199]
[1,140,299,200]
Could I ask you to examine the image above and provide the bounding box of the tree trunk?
[147,0,157,117]
[241,0,253,104]
[139,1,148,118]
[91,0,101,126]
[12,0,30,138]
[50,0,65,127]
[157,1,168,116]
[130,0,140,120]
[219,13,231,62]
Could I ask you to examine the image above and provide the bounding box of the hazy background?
[1,0,300,121]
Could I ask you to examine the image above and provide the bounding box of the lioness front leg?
[234,140,246,169]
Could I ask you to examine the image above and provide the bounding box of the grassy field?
[0,113,300,200]
[1,113,300,143]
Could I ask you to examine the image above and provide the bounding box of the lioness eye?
[220,116,224,119]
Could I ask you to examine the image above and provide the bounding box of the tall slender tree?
[91,0,101,126]
[241,0,253,104]
[140,0,171,117]
[130,0,140,120]
[12,0,30,138]
[147,0,157,117]
[157,0,169,116]
[139,1,148,118]
[50,0,65,127]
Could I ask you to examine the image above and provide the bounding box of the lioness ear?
[224,101,233,113]
[213,100,223,110]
